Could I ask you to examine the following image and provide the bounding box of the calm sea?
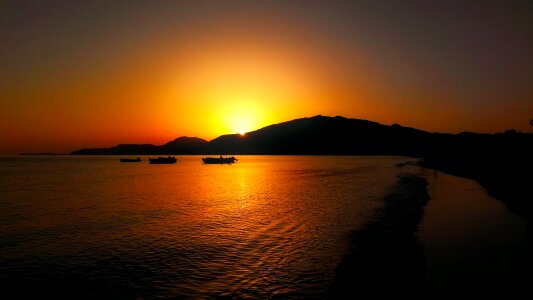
[0,155,415,298]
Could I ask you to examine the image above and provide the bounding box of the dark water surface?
[0,156,415,298]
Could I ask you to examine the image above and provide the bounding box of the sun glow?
[225,102,262,135]
[164,39,328,140]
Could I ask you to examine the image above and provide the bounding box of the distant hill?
[72,137,208,155]
[206,115,431,155]
[160,137,209,154]
[72,143,158,155]
[71,115,533,217]
[72,115,433,156]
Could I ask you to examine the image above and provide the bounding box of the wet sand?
[328,168,530,299]
[419,171,529,298]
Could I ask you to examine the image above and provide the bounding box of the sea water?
[0,155,416,298]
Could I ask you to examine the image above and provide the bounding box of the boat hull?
[202,157,237,164]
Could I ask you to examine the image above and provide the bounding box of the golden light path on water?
[0,155,414,298]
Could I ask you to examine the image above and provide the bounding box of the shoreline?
[327,165,530,299]
[418,170,529,297]
[421,159,532,254]
[421,160,532,219]
[326,174,429,298]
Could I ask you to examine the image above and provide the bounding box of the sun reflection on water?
[0,155,412,298]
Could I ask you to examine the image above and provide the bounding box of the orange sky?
[1,1,532,154]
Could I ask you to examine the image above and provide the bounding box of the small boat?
[202,156,237,164]
[149,156,177,164]
[120,157,141,162]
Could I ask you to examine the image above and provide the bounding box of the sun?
[209,97,271,137]
[234,118,251,135]
[225,104,259,135]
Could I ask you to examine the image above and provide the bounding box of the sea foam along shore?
[326,174,430,299]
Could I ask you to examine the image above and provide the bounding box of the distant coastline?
[420,130,532,218]
[70,115,432,156]
[421,159,532,219]
[69,115,533,156]
[67,115,533,217]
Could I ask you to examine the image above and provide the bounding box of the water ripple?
[0,155,413,298]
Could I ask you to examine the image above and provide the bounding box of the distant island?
[71,115,532,217]
[70,115,532,156]
[72,115,436,155]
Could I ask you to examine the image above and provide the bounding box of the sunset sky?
[1,0,532,154]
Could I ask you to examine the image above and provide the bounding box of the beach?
[419,170,529,297]
[327,165,529,298]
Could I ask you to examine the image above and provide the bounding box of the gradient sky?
[1,0,532,154]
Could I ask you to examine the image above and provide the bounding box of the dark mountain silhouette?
[72,115,435,155]
[71,115,533,216]
[72,143,158,155]
[160,137,209,154]
[206,115,431,155]
[72,137,208,155]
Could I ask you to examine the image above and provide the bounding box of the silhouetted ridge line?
[71,115,533,217]
[72,137,208,155]
[72,115,432,155]
[206,115,431,155]
[71,115,532,157]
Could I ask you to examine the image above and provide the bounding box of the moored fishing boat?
[202,156,237,164]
